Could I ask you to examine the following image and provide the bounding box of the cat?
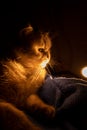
[0,25,55,130]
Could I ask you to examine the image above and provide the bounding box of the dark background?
[0,1,87,79]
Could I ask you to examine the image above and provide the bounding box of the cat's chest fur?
[0,59,46,107]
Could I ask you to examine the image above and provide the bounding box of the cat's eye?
[38,48,45,53]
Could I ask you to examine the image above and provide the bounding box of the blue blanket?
[37,75,87,130]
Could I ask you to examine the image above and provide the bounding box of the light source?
[81,67,87,78]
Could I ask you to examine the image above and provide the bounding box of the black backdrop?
[0,1,87,79]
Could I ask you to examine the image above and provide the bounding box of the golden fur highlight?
[0,24,55,130]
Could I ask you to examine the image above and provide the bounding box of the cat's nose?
[47,53,50,58]
[45,52,50,59]
[43,52,50,59]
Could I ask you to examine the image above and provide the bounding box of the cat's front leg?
[0,102,42,130]
[26,94,55,119]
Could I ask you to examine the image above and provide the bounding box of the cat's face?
[31,36,51,68]
[2,25,52,84]
[17,25,52,69]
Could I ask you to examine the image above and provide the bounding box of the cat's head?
[16,25,52,69]
[1,25,52,84]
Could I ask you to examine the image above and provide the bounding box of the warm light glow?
[81,67,87,78]
[40,60,49,68]
[7,61,26,80]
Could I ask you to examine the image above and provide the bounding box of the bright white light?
[81,67,87,78]
[40,59,49,68]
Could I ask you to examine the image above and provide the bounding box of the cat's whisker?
[49,62,54,70]
[34,67,45,81]
[48,61,56,74]
[29,67,43,85]
[46,65,52,75]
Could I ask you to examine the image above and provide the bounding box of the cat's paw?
[26,94,55,119]
[0,102,42,130]
[43,105,55,119]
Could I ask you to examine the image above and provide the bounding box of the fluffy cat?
[0,25,55,130]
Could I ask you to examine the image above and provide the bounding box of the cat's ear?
[19,24,33,38]
[18,24,34,45]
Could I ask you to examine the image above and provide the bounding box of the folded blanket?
[38,75,87,130]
